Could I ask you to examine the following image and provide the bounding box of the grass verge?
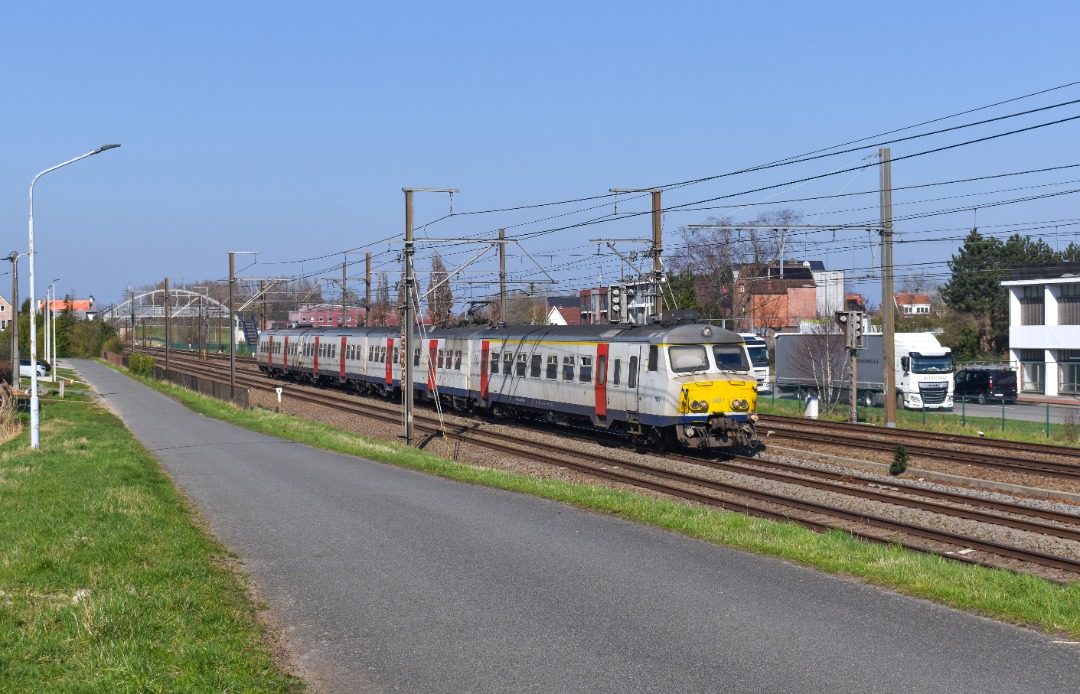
[113,366,1080,639]
[0,387,304,691]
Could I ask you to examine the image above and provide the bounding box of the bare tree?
[371,273,390,326]
[670,208,802,322]
[783,320,848,414]
[426,254,454,326]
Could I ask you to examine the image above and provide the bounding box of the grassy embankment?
[107,364,1080,640]
[0,377,304,692]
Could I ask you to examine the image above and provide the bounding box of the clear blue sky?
[2,1,1078,312]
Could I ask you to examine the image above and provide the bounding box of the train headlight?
[731,399,749,411]
[689,399,709,412]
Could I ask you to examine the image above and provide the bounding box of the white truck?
[774,331,954,410]
[738,333,772,392]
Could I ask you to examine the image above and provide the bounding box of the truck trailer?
[774,331,954,410]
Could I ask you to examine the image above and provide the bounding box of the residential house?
[894,292,932,316]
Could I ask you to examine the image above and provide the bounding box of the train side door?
[595,343,608,419]
[339,336,347,379]
[627,345,642,415]
[313,336,321,377]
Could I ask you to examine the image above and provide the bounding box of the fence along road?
[73,359,1080,694]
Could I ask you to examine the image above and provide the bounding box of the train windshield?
[713,345,750,372]
[669,345,709,373]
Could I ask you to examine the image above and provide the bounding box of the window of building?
[1019,348,1044,393]
[1060,284,1080,325]
[1060,350,1080,395]
[1020,285,1045,326]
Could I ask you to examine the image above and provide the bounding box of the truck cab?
[738,333,772,393]
[895,333,954,410]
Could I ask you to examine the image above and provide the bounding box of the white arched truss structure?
[102,289,235,350]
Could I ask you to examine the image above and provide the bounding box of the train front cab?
[638,327,760,450]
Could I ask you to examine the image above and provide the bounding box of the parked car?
[18,358,48,378]
[953,367,1017,404]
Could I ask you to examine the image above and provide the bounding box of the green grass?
[115,367,1080,639]
[0,388,304,692]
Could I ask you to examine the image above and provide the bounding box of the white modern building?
[1001,266,1080,396]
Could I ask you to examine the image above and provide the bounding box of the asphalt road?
[75,360,1080,693]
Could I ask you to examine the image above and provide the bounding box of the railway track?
[760,415,1080,481]
[131,348,1080,579]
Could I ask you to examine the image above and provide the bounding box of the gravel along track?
[144,349,1080,581]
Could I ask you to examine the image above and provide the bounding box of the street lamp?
[28,144,120,449]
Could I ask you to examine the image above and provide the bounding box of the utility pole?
[499,228,506,323]
[402,187,457,446]
[229,253,235,400]
[365,252,371,327]
[164,277,170,376]
[129,286,135,351]
[7,253,18,386]
[611,188,663,320]
[880,148,896,428]
[342,259,348,327]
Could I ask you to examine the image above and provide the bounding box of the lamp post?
[28,144,120,449]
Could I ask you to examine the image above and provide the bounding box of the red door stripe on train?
[480,341,489,400]
[428,339,438,391]
[340,336,347,378]
[595,343,608,418]
[385,338,394,385]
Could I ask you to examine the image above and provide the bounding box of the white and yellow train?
[257,320,761,451]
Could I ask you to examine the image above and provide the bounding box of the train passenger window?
[530,354,542,378]
[368,346,374,362]
[413,348,421,367]
[379,346,386,363]
[330,345,336,359]
[437,349,445,369]
[546,355,557,379]
[613,358,621,386]
[516,353,527,377]
[454,350,462,370]
[503,352,514,374]
[579,355,592,383]
[628,356,639,389]
[490,352,500,374]
[394,348,400,365]
[597,355,607,385]
[648,346,658,372]
[562,355,575,381]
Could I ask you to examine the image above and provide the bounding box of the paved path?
[75,360,1080,693]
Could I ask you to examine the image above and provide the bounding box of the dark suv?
[954,367,1017,404]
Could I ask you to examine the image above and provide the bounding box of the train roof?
[262,322,746,344]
